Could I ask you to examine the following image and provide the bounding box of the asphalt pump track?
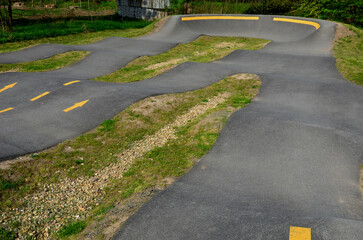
[0,15,363,239]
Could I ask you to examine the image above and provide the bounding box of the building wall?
[116,0,169,21]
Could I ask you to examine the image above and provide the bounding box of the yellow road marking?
[182,16,259,21]
[289,226,311,240]
[0,82,17,93]
[0,107,14,114]
[63,80,80,86]
[273,17,320,30]
[63,99,89,112]
[30,92,50,101]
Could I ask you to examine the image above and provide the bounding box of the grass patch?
[0,51,90,73]
[0,19,156,53]
[58,221,87,238]
[334,24,363,87]
[94,36,269,83]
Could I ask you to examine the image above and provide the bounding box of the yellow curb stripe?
[273,17,320,30]
[289,226,311,240]
[30,92,50,101]
[63,80,81,86]
[0,107,14,114]
[182,16,259,21]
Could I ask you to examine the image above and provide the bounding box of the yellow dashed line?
[63,80,81,86]
[289,226,311,240]
[30,92,50,101]
[182,16,259,21]
[0,107,14,114]
[273,17,320,30]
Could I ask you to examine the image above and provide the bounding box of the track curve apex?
[144,14,336,56]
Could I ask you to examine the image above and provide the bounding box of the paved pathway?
[0,15,362,239]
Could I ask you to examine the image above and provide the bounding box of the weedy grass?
[334,25,363,87]
[94,36,269,83]
[0,51,90,73]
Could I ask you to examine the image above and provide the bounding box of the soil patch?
[145,58,186,70]
[0,156,32,170]
[215,42,245,49]
[334,23,356,43]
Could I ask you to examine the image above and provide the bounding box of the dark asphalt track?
[0,15,362,239]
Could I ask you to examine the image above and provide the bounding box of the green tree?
[0,0,13,32]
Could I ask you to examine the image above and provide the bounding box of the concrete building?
[116,0,170,21]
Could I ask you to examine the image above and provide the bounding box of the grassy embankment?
[333,25,363,87]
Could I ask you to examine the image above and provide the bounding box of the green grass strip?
[334,24,363,87]
[93,36,269,83]
[0,51,90,73]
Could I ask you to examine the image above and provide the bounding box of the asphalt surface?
[0,15,362,239]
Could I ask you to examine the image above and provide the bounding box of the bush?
[187,0,362,27]
[289,0,321,19]
[292,0,362,27]
[191,1,252,14]
[320,0,362,27]
[247,0,295,15]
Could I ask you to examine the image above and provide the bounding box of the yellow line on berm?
[289,226,311,240]
[63,80,81,86]
[182,16,259,21]
[273,17,320,30]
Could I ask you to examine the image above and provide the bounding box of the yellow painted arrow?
[0,82,17,93]
[63,99,89,112]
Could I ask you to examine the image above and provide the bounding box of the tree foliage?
[173,0,362,27]
[0,0,13,32]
